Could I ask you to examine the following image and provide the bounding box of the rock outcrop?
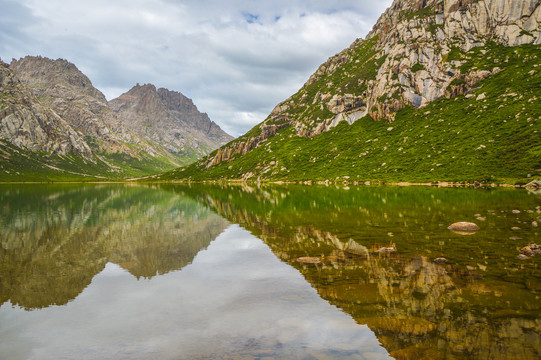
[109,84,233,155]
[10,56,139,153]
[300,0,541,127]
[0,60,91,156]
[202,0,541,169]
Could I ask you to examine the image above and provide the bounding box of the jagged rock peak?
[118,83,205,116]
[9,55,131,148]
[109,83,233,154]
[10,56,106,101]
[157,87,199,114]
[369,0,541,46]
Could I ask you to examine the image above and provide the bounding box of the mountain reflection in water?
[0,184,391,359]
[0,184,229,309]
[1,183,540,359]
[174,183,541,360]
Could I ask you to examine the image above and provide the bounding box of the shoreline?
[0,179,537,190]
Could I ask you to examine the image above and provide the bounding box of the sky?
[0,0,393,137]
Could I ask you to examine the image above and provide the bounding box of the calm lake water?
[0,184,539,359]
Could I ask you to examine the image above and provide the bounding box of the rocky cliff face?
[109,84,233,154]
[293,0,541,132]
[9,56,139,153]
[201,0,540,169]
[0,60,91,157]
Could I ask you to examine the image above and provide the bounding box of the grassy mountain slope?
[160,42,540,184]
[0,139,181,181]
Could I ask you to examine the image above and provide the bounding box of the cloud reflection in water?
[0,224,390,360]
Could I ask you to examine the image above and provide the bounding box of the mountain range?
[0,56,232,181]
[1,0,540,183]
[162,0,541,184]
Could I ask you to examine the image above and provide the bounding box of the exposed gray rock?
[202,0,541,169]
[346,239,369,256]
[6,56,232,169]
[375,246,397,254]
[0,60,91,157]
[10,56,135,153]
[288,0,541,134]
[525,179,541,190]
[296,257,321,264]
[109,84,233,155]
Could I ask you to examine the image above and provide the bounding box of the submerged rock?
[529,244,541,254]
[346,239,369,256]
[375,246,396,254]
[296,257,321,264]
[448,222,480,234]
[518,244,540,258]
[520,246,535,257]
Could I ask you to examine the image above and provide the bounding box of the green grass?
[0,139,197,182]
[411,63,425,72]
[161,43,541,184]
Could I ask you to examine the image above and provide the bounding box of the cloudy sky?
[0,0,393,137]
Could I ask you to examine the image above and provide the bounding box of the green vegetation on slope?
[0,140,192,182]
[286,36,383,128]
[161,43,541,184]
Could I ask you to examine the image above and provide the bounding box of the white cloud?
[0,0,393,137]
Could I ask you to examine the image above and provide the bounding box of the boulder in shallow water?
[528,243,541,254]
[525,179,541,191]
[448,222,480,234]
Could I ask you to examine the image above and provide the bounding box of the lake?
[0,183,539,359]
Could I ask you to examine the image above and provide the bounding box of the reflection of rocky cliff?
[0,185,229,309]
[178,184,541,360]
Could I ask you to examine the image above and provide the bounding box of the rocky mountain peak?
[272,0,541,131]
[0,60,92,157]
[10,56,106,101]
[114,83,163,115]
[109,84,233,154]
[157,87,197,114]
[9,56,132,150]
[1,56,233,179]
